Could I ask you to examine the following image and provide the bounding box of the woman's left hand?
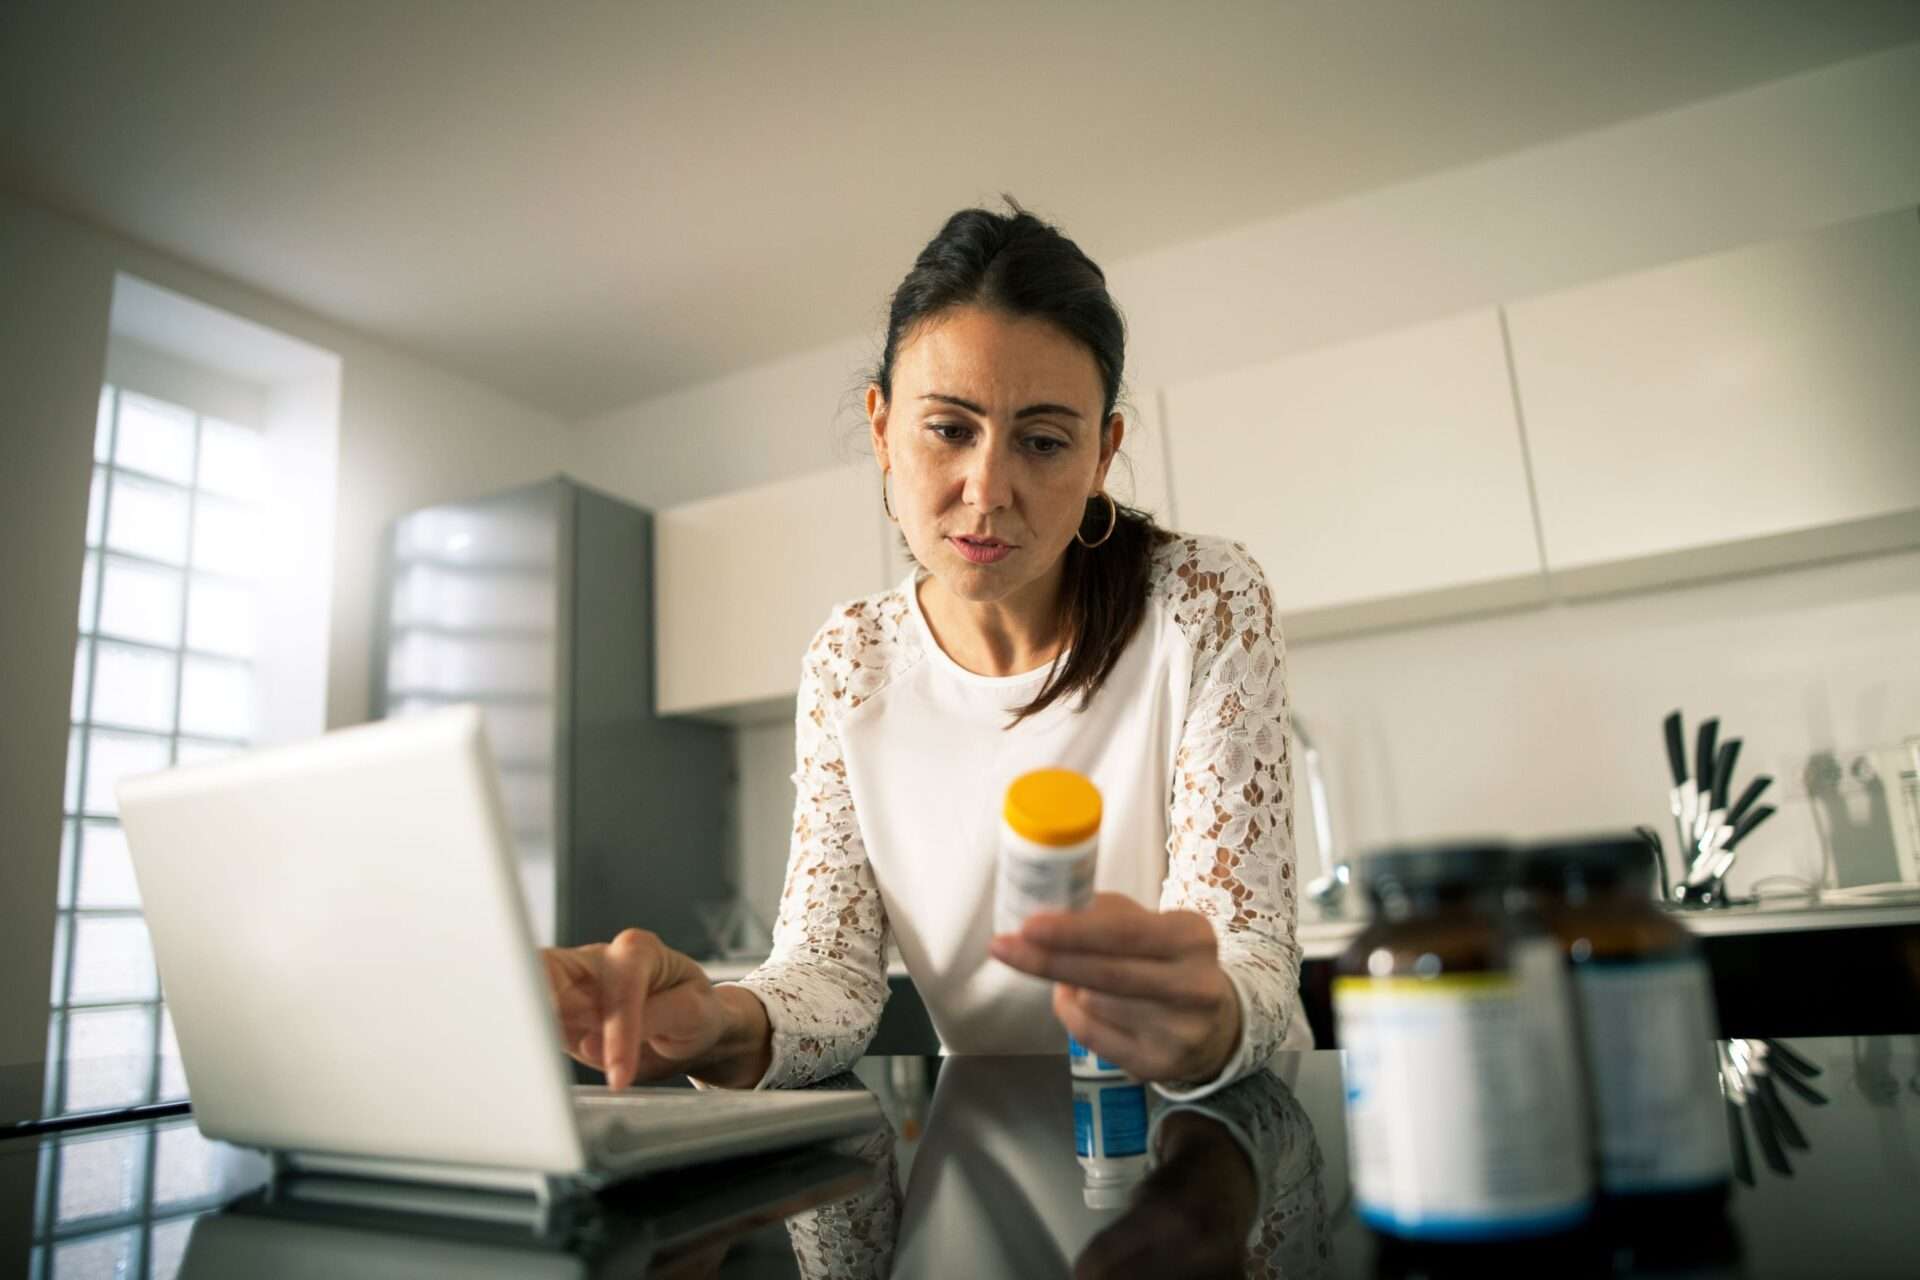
[989,892,1241,1084]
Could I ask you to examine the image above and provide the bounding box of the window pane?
[186,577,257,659]
[68,916,159,1005]
[95,386,115,463]
[90,641,177,733]
[54,1126,148,1220]
[159,1008,187,1101]
[77,821,141,910]
[153,1123,222,1206]
[52,1228,139,1276]
[105,472,190,565]
[190,496,261,578]
[179,657,253,741]
[72,638,92,723]
[86,466,107,547]
[97,556,184,647]
[78,550,99,633]
[150,1217,196,1280]
[115,392,195,484]
[58,820,77,912]
[50,913,70,1005]
[197,419,266,500]
[65,728,82,814]
[175,738,243,768]
[82,730,171,816]
[63,1007,156,1113]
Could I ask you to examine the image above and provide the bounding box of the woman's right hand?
[540,929,769,1090]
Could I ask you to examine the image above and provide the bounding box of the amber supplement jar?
[1334,842,1593,1244]
[1520,835,1730,1220]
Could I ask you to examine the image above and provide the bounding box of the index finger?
[1017,903,1202,958]
[601,933,665,1091]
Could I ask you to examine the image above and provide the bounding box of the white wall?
[0,191,574,1066]
[1287,550,1920,897]
[563,42,1920,928]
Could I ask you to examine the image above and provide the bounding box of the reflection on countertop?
[5,1039,1920,1277]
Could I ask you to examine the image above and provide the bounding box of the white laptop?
[116,705,881,1201]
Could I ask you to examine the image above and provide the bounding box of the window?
[37,384,267,1269]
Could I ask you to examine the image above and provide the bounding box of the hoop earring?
[1076,491,1118,548]
[881,468,898,523]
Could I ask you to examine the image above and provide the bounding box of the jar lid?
[1003,769,1102,847]
[1362,841,1512,893]
[1518,834,1649,886]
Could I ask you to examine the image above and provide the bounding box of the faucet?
[1292,714,1347,911]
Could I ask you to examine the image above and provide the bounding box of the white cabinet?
[1163,308,1545,637]
[1506,208,1920,593]
[656,462,891,721]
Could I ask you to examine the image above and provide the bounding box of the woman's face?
[868,305,1123,609]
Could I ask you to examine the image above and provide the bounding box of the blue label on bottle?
[1098,1084,1149,1157]
[1068,1036,1123,1074]
[1073,1097,1094,1157]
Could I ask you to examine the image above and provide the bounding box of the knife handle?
[1727,775,1772,828]
[1695,718,1720,799]
[1726,804,1776,851]
[1770,1064,1829,1106]
[1725,1095,1754,1186]
[1746,1084,1792,1175]
[1713,738,1741,810]
[1753,1075,1808,1151]
[1762,1038,1823,1080]
[1664,711,1689,786]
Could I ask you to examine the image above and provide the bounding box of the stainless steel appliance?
[374,476,730,951]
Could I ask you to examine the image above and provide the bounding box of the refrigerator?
[373,476,732,952]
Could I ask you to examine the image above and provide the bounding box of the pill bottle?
[1068,1035,1149,1209]
[1519,835,1730,1222]
[994,768,1100,936]
[1334,841,1593,1244]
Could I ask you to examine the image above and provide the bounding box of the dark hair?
[871,197,1172,725]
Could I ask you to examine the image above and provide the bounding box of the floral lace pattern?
[1153,535,1301,1091]
[735,532,1299,1092]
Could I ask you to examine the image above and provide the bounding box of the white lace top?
[733,532,1304,1098]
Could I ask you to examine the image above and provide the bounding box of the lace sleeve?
[1153,538,1303,1100]
[730,613,892,1089]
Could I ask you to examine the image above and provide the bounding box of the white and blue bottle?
[1069,1036,1150,1209]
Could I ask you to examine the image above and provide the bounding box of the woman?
[544,201,1303,1099]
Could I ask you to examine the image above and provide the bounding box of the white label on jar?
[993,838,1095,935]
[1573,957,1729,1193]
[1334,941,1592,1241]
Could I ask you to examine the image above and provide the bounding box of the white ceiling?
[5,2,1919,420]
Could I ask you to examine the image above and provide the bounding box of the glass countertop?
[4,1038,1918,1277]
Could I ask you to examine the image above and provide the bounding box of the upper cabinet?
[656,462,890,722]
[1506,208,1920,594]
[1163,308,1545,638]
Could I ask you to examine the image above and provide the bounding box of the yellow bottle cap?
[1004,769,1102,847]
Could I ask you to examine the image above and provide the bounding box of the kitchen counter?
[1301,886,1920,950]
[702,891,1920,1051]
[6,1037,1917,1277]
